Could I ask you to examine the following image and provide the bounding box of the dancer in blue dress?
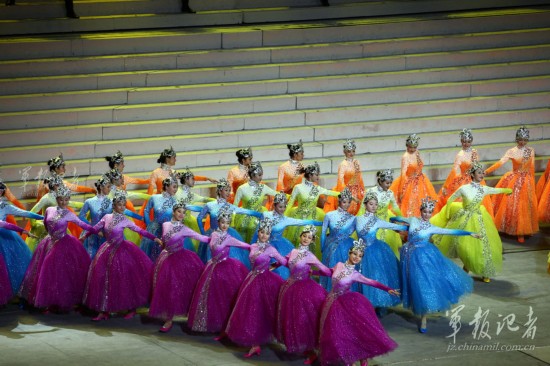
[140,176,178,261]
[196,179,262,269]
[356,191,407,309]
[391,197,479,332]
[319,188,356,291]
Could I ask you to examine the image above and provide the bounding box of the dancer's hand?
[389,289,400,296]
[471,233,482,239]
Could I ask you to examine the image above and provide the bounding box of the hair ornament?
[420,196,437,212]
[47,154,65,170]
[343,138,356,151]
[287,140,304,154]
[377,169,394,183]
[467,161,484,176]
[54,185,71,198]
[248,161,263,177]
[351,238,367,252]
[515,125,530,141]
[112,189,128,204]
[218,207,233,223]
[258,218,274,233]
[303,161,320,176]
[300,224,317,238]
[405,134,420,148]
[363,191,378,204]
[273,192,288,205]
[459,128,473,142]
[105,150,124,165]
[339,187,353,202]
[216,178,231,192]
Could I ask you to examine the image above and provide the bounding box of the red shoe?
[304,353,317,365]
[360,360,368,366]
[244,346,261,358]
[124,310,136,319]
[159,322,173,333]
[92,312,109,321]
[518,236,525,243]
[213,332,227,341]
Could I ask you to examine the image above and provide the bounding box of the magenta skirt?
[0,256,12,305]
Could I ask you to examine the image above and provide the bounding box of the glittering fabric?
[83,213,155,312]
[486,145,538,236]
[389,150,437,217]
[0,220,28,303]
[0,255,11,305]
[432,183,510,278]
[149,221,209,320]
[319,208,356,291]
[276,248,330,354]
[356,212,406,307]
[19,207,93,310]
[276,160,304,195]
[536,160,550,223]
[325,158,365,215]
[147,165,174,195]
[226,242,286,346]
[397,217,473,316]
[140,192,176,261]
[319,263,397,365]
[233,181,277,243]
[187,231,250,333]
[227,164,249,203]
[78,195,112,258]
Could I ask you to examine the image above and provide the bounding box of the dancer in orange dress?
[536,159,550,224]
[227,148,253,204]
[390,134,437,217]
[485,126,538,242]
[434,129,494,218]
[324,139,364,215]
[36,154,95,201]
[105,150,148,191]
[277,140,305,195]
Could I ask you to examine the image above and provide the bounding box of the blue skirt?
[320,236,354,291]
[270,235,295,280]
[0,228,32,293]
[400,240,473,316]
[140,222,163,262]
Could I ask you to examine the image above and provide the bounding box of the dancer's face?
[344,149,355,159]
[55,164,66,175]
[165,183,178,196]
[113,200,126,214]
[406,146,417,154]
[166,155,176,166]
[219,187,231,200]
[100,183,112,196]
[421,208,433,221]
[293,151,304,162]
[219,219,230,232]
[184,176,195,187]
[115,160,125,172]
[258,229,270,243]
[516,138,528,148]
[242,156,253,167]
[364,199,378,213]
[472,169,485,183]
[251,172,263,183]
[348,250,363,265]
[339,198,351,211]
[307,173,319,183]
[461,140,472,150]
[56,196,70,208]
[274,202,286,215]
[379,179,391,191]
[173,207,186,221]
[299,232,314,246]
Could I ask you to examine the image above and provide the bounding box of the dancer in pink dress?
[82,190,162,321]
[149,200,210,333]
[319,239,399,366]
[225,218,287,358]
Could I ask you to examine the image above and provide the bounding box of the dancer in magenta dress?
[187,209,251,334]
[149,200,210,333]
[225,218,287,358]
[82,190,162,321]
[276,225,331,365]
[319,239,399,366]
[19,186,94,312]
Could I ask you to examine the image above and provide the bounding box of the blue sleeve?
[196,205,209,235]
[123,209,143,221]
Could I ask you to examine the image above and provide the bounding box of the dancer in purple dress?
[19,186,94,313]
[82,190,163,321]
[149,200,210,333]
[0,220,35,306]
[225,218,287,358]
[187,208,251,335]
[319,239,399,366]
[276,225,331,365]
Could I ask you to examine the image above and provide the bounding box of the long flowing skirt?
[285,206,326,258]
[390,173,437,218]
[0,228,32,294]
[537,171,550,223]
[226,269,284,346]
[82,233,105,259]
[276,277,327,354]
[270,236,293,279]
[187,257,248,333]
[183,214,201,252]
[20,235,91,310]
[83,240,153,312]
[400,241,473,316]
[25,221,47,253]
[432,203,501,278]
[320,236,354,291]
[319,291,398,365]
[149,248,205,320]
[492,171,538,236]
[197,227,251,269]
[0,256,12,305]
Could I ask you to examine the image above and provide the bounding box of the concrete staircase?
[0,3,549,207]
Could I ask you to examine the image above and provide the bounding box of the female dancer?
[0,220,36,306]
[105,150,148,190]
[536,159,550,224]
[277,140,305,195]
[392,198,478,332]
[140,176,178,261]
[254,192,322,279]
[276,225,331,365]
[149,200,210,333]
[36,153,95,200]
[187,209,251,334]
[319,240,399,366]
[390,134,437,217]
[147,146,178,195]
[319,188,356,291]
[227,147,253,203]
[233,161,277,242]
[435,129,494,216]
[485,126,538,242]
[0,181,43,298]
[196,179,261,267]
[356,192,406,309]
[432,162,512,282]
[363,169,403,257]
[225,218,287,358]
[284,162,340,257]
[79,176,143,258]
[325,139,365,214]
[175,168,215,250]
[82,190,162,321]
[19,186,93,313]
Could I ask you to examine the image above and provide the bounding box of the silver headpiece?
[236,147,253,160]
[420,197,437,212]
[105,150,124,165]
[377,169,394,183]
[161,146,176,158]
[338,187,353,202]
[173,199,187,211]
[343,138,356,151]
[273,192,288,205]
[406,134,420,148]
[95,176,110,189]
[303,161,320,176]
[287,140,304,154]
[459,128,473,142]
[47,153,65,170]
[105,168,123,183]
[44,175,63,190]
[258,218,274,233]
[162,173,179,188]
[180,167,194,182]
[248,161,263,177]
[218,207,233,223]
[216,178,231,193]
[112,189,127,204]
[54,185,71,198]
[515,126,530,141]
[351,238,367,253]
[363,191,378,204]
[467,161,484,176]
[300,225,317,238]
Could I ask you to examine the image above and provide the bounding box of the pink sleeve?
[0,220,25,233]
[227,235,251,250]
[352,271,393,292]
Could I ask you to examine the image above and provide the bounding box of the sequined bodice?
[277,160,304,194]
[324,208,355,239]
[162,221,209,252]
[338,159,363,187]
[402,150,424,177]
[44,206,92,241]
[249,243,282,272]
[82,195,112,225]
[147,193,176,224]
[287,248,323,279]
[356,211,405,244]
